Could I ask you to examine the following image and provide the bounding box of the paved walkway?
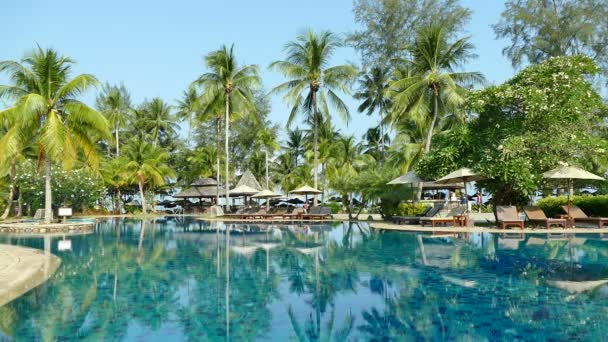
[0,244,61,307]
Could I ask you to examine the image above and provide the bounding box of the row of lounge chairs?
[393,204,468,228]
[223,206,333,221]
[497,205,608,229]
[393,203,608,229]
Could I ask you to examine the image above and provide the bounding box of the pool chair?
[496,206,525,229]
[392,206,433,224]
[524,206,568,229]
[242,208,267,220]
[523,206,568,229]
[562,206,608,228]
[420,206,466,228]
[394,205,442,225]
[223,207,250,219]
[302,207,333,221]
[282,208,305,220]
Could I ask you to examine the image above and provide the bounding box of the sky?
[0,0,515,140]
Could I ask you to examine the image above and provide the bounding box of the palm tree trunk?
[116,188,123,215]
[115,124,120,157]
[225,93,231,212]
[44,156,53,223]
[380,109,385,165]
[1,159,17,220]
[216,115,221,206]
[138,179,147,215]
[17,191,22,217]
[424,90,439,153]
[312,90,319,207]
[416,91,440,201]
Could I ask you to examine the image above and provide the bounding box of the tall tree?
[196,45,260,210]
[122,139,175,214]
[0,47,109,222]
[270,29,358,205]
[143,98,177,147]
[493,0,608,72]
[387,25,483,198]
[96,83,131,157]
[347,0,472,68]
[388,25,484,154]
[285,128,305,168]
[175,86,200,145]
[354,66,391,162]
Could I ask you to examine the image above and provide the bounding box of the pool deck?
[369,221,608,234]
[0,221,94,234]
[0,244,61,307]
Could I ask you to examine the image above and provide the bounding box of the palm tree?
[0,47,109,223]
[143,98,177,147]
[285,128,305,168]
[387,25,484,154]
[101,158,129,214]
[196,89,225,205]
[195,44,260,210]
[122,139,175,214]
[354,66,391,162]
[175,86,200,146]
[270,29,358,205]
[96,83,131,156]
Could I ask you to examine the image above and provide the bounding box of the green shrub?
[396,202,433,216]
[324,202,342,214]
[471,204,493,213]
[537,195,608,217]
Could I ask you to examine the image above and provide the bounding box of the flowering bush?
[17,160,106,214]
[417,56,608,207]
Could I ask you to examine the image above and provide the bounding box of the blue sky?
[0,0,514,140]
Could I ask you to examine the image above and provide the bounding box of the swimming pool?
[2,217,608,340]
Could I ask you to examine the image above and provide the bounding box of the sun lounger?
[394,205,443,224]
[496,206,524,229]
[392,206,433,224]
[562,205,608,228]
[282,208,305,220]
[420,206,466,228]
[523,206,568,229]
[302,207,333,221]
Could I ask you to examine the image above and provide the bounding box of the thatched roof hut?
[235,170,262,191]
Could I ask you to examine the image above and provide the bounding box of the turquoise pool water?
[2,217,608,341]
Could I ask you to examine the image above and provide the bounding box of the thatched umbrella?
[230,185,260,207]
[289,185,322,205]
[436,168,484,217]
[542,164,605,218]
[252,189,282,210]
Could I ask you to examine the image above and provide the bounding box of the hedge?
[536,195,608,218]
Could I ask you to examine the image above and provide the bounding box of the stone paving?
[0,244,61,307]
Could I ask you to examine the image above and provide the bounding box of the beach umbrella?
[542,164,605,218]
[289,185,322,204]
[252,189,282,210]
[230,185,260,207]
[436,168,484,215]
[387,171,422,215]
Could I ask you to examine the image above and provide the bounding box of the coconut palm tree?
[96,83,131,156]
[285,128,305,168]
[196,89,225,205]
[387,24,484,154]
[101,158,129,214]
[354,66,391,162]
[0,47,109,222]
[270,29,358,205]
[122,139,175,214]
[175,86,200,146]
[195,44,260,210]
[143,98,177,147]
